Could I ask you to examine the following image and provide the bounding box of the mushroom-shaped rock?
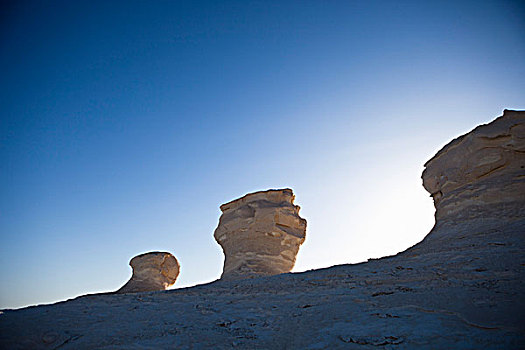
[422,109,525,223]
[214,188,307,280]
[116,251,180,293]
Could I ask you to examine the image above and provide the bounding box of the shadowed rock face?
[214,188,307,280]
[422,109,525,223]
[116,252,180,293]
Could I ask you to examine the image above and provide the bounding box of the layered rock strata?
[214,188,307,280]
[116,251,180,293]
[422,109,525,223]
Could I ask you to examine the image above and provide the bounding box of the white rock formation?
[422,109,525,223]
[1,110,523,349]
[116,252,180,293]
[214,188,307,280]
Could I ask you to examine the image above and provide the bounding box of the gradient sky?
[1,0,524,309]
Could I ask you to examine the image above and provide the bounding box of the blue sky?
[1,0,524,309]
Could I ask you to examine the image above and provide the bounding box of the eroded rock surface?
[1,111,523,349]
[214,188,307,280]
[422,109,525,223]
[116,252,180,293]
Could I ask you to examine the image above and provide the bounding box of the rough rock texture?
[1,110,524,349]
[423,109,525,223]
[214,188,307,280]
[116,252,180,293]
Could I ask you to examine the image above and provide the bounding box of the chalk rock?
[2,111,525,349]
[214,188,307,280]
[422,109,525,223]
[116,252,180,293]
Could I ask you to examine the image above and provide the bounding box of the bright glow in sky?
[1,0,524,309]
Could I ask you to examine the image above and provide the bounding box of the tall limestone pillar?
[214,188,307,280]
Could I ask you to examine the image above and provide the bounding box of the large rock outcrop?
[422,109,525,223]
[214,188,307,280]
[1,111,524,349]
[116,252,180,293]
